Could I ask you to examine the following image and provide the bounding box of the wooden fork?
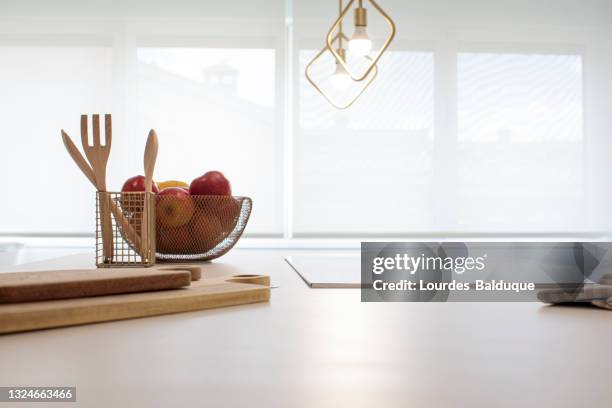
[61,130,143,256]
[81,114,113,263]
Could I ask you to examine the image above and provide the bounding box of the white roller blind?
[1,0,611,237]
[295,51,435,235]
[135,47,282,234]
[0,0,285,236]
[0,46,113,233]
[454,52,584,231]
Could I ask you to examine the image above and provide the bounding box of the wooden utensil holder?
[96,192,156,267]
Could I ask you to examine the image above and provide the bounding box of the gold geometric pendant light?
[326,0,396,82]
[305,0,384,109]
[305,0,395,109]
[305,31,379,110]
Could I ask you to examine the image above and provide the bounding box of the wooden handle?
[108,197,143,255]
[142,130,159,257]
[98,192,114,263]
[62,130,96,186]
[144,129,158,194]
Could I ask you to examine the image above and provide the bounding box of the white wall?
[0,0,610,239]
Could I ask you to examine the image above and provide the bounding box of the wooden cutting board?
[0,271,270,334]
[0,266,201,303]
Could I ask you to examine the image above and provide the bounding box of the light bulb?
[330,62,351,90]
[349,26,372,56]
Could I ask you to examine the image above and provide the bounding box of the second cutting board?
[0,266,202,303]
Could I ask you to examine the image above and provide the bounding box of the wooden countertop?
[0,249,610,407]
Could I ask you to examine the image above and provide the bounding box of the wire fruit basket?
[155,195,252,262]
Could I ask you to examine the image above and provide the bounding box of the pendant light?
[305,33,378,109]
[305,0,380,109]
[329,47,351,90]
[348,1,373,56]
[327,0,396,82]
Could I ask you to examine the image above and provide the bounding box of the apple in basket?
[120,175,160,213]
[122,175,160,194]
[209,196,241,232]
[157,226,192,254]
[189,211,223,253]
[189,171,238,233]
[156,187,195,228]
[189,171,232,196]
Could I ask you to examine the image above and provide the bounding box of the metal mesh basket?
[95,192,156,267]
[155,196,252,262]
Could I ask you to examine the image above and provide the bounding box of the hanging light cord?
[338,0,343,49]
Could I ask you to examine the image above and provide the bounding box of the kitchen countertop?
[0,249,610,408]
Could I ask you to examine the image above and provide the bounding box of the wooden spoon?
[142,130,159,257]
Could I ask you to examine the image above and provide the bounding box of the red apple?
[189,211,223,253]
[157,226,192,254]
[189,171,231,196]
[120,176,159,214]
[122,175,160,194]
[205,196,241,232]
[156,187,195,228]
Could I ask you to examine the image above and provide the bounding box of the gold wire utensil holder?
[96,192,156,267]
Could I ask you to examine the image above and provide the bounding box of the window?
[135,47,282,235]
[455,53,584,231]
[0,45,113,233]
[0,0,610,239]
[295,51,435,235]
